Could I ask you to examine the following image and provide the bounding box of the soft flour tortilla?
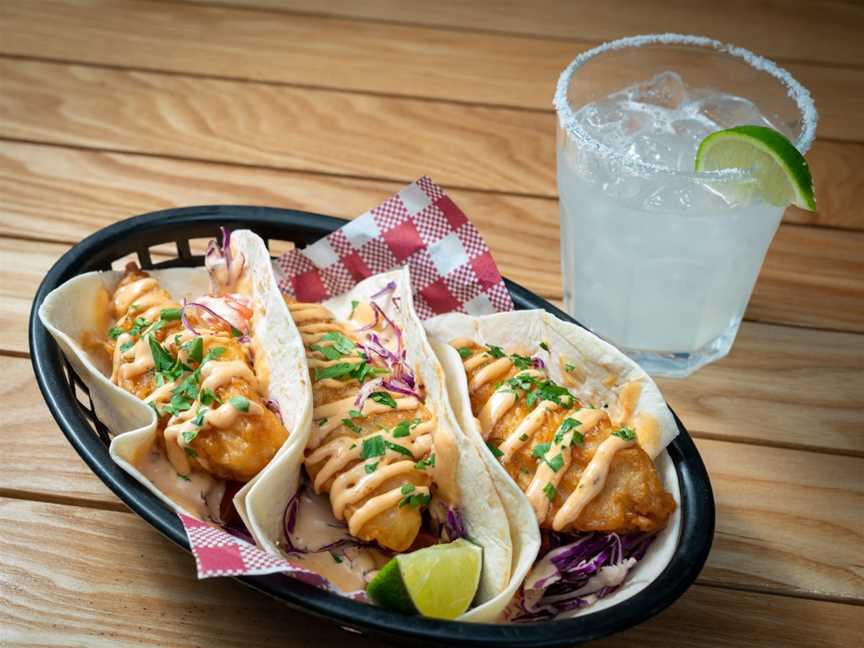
[243,268,523,622]
[424,309,681,619]
[38,230,312,528]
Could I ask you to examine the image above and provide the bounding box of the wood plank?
[181,0,864,69]
[1,143,862,336]
[0,0,862,142]
[697,439,863,600]
[0,356,120,508]
[0,60,860,232]
[0,499,861,648]
[3,354,861,600]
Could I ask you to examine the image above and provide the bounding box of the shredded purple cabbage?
[180,299,249,341]
[444,507,466,541]
[512,531,655,622]
[370,280,397,299]
[532,356,546,370]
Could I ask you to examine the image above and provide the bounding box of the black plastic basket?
[29,205,714,647]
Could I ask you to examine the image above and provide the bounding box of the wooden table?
[1,1,862,646]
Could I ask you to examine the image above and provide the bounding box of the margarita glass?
[554,34,817,377]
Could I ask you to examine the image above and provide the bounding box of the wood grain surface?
[1,0,863,645]
[1,498,859,648]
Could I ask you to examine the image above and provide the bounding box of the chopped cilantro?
[457,347,473,359]
[400,483,415,495]
[181,337,204,364]
[385,440,413,457]
[543,483,556,501]
[486,441,504,459]
[348,409,365,419]
[199,388,222,406]
[128,317,149,337]
[612,427,637,442]
[160,307,181,321]
[177,473,191,482]
[330,551,343,564]
[519,433,529,442]
[369,391,397,409]
[485,345,505,359]
[148,336,175,375]
[554,418,581,444]
[184,447,197,459]
[181,428,198,444]
[202,346,226,364]
[539,341,550,352]
[341,418,362,434]
[349,300,359,318]
[229,395,250,412]
[312,362,355,381]
[321,331,356,355]
[108,326,124,339]
[364,462,378,474]
[119,341,135,354]
[191,407,209,427]
[398,483,430,508]
[531,443,551,459]
[310,342,344,361]
[361,435,386,459]
[316,417,328,427]
[545,453,564,473]
[392,418,420,438]
[510,353,533,370]
[565,363,577,373]
[415,454,435,470]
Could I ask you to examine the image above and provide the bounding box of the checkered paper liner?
[179,176,512,586]
[276,176,513,317]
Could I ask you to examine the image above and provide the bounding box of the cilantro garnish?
[191,407,209,427]
[316,417,328,427]
[108,326,124,339]
[361,435,386,459]
[531,443,551,459]
[385,440,413,457]
[415,454,435,470]
[321,331,356,355]
[148,336,176,375]
[612,427,637,442]
[184,447,197,459]
[564,363,577,373]
[369,392,397,409]
[128,317,149,337]
[458,347,472,359]
[485,345,505,359]
[330,551,343,564]
[119,341,135,354]
[341,418,362,434]
[202,346,226,363]
[160,308,181,321]
[348,409,365,419]
[545,453,564,473]
[177,473,191,482]
[539,341,550,352]
[364,462,378,474]
[398,483,430,508]
[486,441,504,459]
[199,388,222,406]
[229,395,250,412]
[543,483,556,502]
[391,418,420,438]
[181,337,203,364]
[519,433,529,442]
[511,353,533,370]
[181,428,198,444]
[554,418,581,444]
[349,300,359,318]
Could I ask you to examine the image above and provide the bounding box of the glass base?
[616,321,741,378]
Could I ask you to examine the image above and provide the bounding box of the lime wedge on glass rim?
[366,538,482,620]
[695,125,816,211]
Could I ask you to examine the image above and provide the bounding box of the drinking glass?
[554,34,817,377]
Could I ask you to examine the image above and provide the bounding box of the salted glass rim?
[553,33,818,182]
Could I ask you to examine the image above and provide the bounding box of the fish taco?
[242,268,531,621]
[424,309,681,620]
[38,229,312,529]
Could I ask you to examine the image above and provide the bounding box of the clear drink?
[555,36,816,377]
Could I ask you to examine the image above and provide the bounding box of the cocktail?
[554,35,817,377]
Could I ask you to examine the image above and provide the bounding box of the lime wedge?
[695,125,816,211]
[367,539,482,619]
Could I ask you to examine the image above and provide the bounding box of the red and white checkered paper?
[277,176,513,317]
[179,176,512,584]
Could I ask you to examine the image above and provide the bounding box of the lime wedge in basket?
[367,538,482,620]
[695,125,816,211]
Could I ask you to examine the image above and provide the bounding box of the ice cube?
[631,71,688,110]
[697,95,769,129]
[643,184,694,211]
[625,133,684,168]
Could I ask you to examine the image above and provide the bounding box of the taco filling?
[286,289,451,554]
[105,255,288,522]
[447,338,676,619]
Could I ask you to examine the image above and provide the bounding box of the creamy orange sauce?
[453,340,649,530]
[287,297,438,551]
